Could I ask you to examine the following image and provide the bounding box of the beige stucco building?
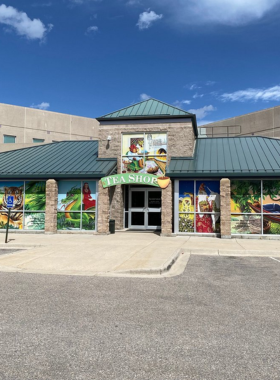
[0,102,99,152]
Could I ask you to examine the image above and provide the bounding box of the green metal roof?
[97,98,193,119]
[0,141,117,179]
[97,98,198,137]
[166,137,280,178]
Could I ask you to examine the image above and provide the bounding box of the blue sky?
[1,0,280,125]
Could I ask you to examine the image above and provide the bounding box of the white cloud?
[137,10,163,29]
[197,120,215,126]
[173,99,191,108]
[31,102,50,110]
[32,2,52,7]
[127,0,141,5]
[193,93,204,99]
[206,81,216,86]
[86,25,98,34]
[150,0,280,26]
[188,84,201,90]
[221,85,280,102]
[140,93,151,100]
[69,0,102,4]
[0,4,52,40]
[188,105,216,120]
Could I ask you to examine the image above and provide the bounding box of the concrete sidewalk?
[0,233,280,277]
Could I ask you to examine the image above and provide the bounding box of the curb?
[115,249,182,275]
[184,249,280,257]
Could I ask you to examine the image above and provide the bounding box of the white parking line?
[270,257,280,263]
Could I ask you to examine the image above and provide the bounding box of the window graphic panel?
[231,180,261,214]
[57,212,81,230]
[57,181,81,212]
[0,181,24,230]
[82,212,95,230]
[179,181,194,212]
[262,180,280,235]
[196,213,220,233]
[0,212,23,230]
[179,213,194,233]
[144,133,167,155]
[196,181,220,213]
[82,181,96,211]
[231,214,262,235]
[25,212,45,230]
[122,133,167,175]
[122,134,144,156]
[25,181,46,211]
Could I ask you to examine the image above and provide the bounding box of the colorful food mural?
[231,180,280,235]
[57,181,96,230]
[0,181,46,230]
[122,133,167,175]
[178,180,220,233]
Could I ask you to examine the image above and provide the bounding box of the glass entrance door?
[129,188,161,230]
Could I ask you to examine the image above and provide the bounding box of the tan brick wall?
[98,121,195,166]
[97,180,110,234]
[45,179,58,233]
[220,178,231,238]
[98,121,195,228]
[161,181,173,235]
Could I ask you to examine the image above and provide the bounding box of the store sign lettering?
[101,173,171,189]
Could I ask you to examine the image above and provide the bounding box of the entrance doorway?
[129,188,161,230]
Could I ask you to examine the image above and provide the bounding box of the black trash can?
[109,219,115,234]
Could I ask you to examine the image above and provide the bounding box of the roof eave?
[166,171,280,178]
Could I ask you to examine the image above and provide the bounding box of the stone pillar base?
[220,178,231,239]
[161,181,173,235]
[45,179,58,234]
[97,180,110,234]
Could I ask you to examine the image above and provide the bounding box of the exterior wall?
[0,103,99,152]
[220,178,231,238]
[109,185,124,230]
[161,181,173,235]
[199,105,280,138]
[98,180,110,233]
[45,179,58,233]
[98,119,195,229]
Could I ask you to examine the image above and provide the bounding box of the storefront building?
[1,98,280,238]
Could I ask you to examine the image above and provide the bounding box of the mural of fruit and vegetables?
[231,180,280,235]
[122,133,167,175]
[0,181,46,230]
[57,181,96,230]
[178,180,220,233]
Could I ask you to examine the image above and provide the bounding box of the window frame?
[174,179,221,235]
[57,180,98,231]
[3,135,16,143]
[121,132,168,175]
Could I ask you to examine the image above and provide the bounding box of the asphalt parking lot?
[0,255,280,380]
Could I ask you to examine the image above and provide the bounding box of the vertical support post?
[45,179,58,234]
[161,181,173,236]
[97,180,110,234]
[220,178,231,239]
[109,185,124,230]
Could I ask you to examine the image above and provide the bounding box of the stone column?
[109,185,124,230]
[220,178,231,239]
[97,180,110,234]
[161,181,173,236]
[45,179,58,233]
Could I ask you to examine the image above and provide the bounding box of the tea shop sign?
[101,173,170,189]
